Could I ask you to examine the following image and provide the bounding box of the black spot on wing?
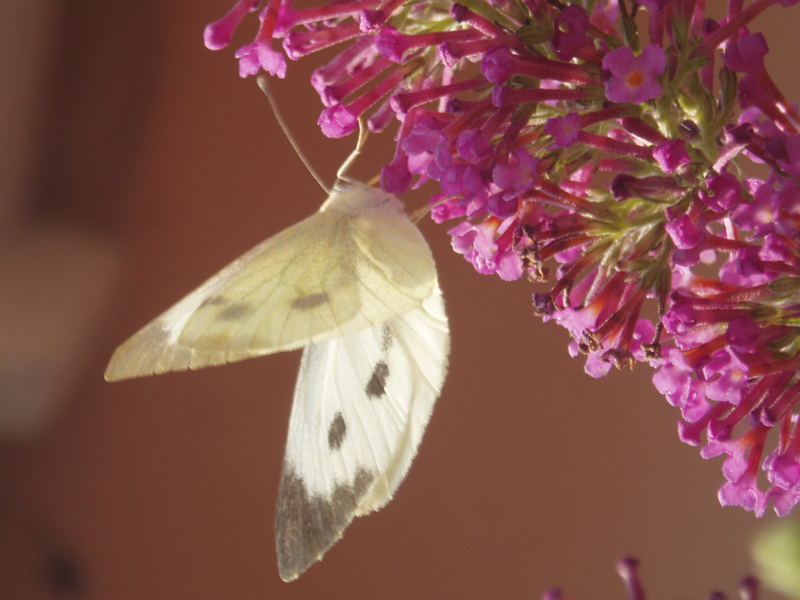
[217,303,251,320]
[381,324,394,352]
[275,466,374,581]
[365,361,389,399]
[327,412,347,450]
[292,293,329,310]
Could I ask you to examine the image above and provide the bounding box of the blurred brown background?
[2,2,799,598]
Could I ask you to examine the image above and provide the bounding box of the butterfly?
[105,181,450,581]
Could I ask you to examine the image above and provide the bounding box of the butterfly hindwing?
[104,184,436,381]
[275,286,450,581]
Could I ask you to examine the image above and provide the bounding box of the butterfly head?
[321,183,403,216]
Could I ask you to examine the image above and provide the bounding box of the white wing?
[105,184,436,381]
[275,286,449,582]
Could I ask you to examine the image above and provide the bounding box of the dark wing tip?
[275,464,374,581]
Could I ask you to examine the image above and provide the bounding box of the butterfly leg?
[335,117,369,185]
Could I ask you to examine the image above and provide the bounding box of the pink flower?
[552,5,594,60]
[544,113,581,148]
[602,45,666,104]
[203,0,258,51]
[206,0,800,518]
[317,104,357,138]
[235,42,287,78]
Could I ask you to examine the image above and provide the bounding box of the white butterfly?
[105,182,450,581]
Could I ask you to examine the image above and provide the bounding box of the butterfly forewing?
[275,286,450,581]
[104,184,436,381]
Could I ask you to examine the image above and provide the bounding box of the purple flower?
[700,172,741,213]
[204,0,258,50]
[702,349,749,405]
[552,5,594,61]
[235,41,287,78]
[653,139,690,173]
[381,154,412,194]
[207,0,800,518]
[480,46,514,83]
[665,213,704,250]
[725,317,760,356]
[492,148,538,197]
[724,33,768,75]
[544,114,581,148]
[456,129,493,163]
[375,26,411,62]
[602,45,666,103]
[317,104,357,138]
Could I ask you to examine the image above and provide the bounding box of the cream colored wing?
[275,286,450,581]
[105,184,436,381]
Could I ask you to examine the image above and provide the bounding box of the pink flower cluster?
[205,0,800,516]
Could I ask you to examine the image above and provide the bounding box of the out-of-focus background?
[2,2,799,598]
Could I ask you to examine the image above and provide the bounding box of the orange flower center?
[626,69,644,88]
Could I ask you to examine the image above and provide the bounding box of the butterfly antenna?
[256,75,329,194]
[335,117,369,186]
